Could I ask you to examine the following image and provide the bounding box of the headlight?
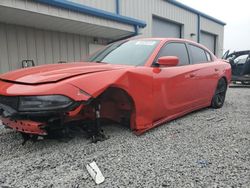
[18,95,73,111]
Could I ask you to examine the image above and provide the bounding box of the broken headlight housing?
[18,95,73,112]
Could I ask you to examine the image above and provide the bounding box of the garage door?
[152,17,181,38]
[200,31,216,54]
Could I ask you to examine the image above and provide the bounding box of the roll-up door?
[152,17,181,38]
[200,31,216,54]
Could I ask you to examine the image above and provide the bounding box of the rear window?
[189,44,208,64]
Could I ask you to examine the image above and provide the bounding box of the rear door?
[187,43,219,103]
[152,42,200,122]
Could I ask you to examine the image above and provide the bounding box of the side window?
[157,43,189,66]
[189,44,208,64]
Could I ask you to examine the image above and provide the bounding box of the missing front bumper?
[1,117,47,135]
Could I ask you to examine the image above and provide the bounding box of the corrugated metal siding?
[120,0,224,56]
[0,0,134,36]
[120,0,198,41]
[0,0,225,73]
[0,23,10,72]
[0,22,102,73]
[69,0,116,13]
[200,17,224,56]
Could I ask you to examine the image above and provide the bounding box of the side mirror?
[157,56,179,67]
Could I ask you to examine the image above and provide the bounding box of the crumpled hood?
[0,62,128,85]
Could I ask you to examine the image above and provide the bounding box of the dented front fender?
[68,67,155,132]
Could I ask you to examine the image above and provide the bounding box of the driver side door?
[152,42,201,122]
[232,54,250,76]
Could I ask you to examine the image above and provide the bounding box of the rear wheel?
[211,78,227,109]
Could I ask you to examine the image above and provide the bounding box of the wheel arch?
[93,85,137,130]
[220,76,228,86]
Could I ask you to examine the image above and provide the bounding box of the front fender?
[68,67,155,132]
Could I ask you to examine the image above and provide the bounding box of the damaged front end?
[0,61,140,143]
[0,93,111,143]
[0,85,135,143]
[0,94,87,135]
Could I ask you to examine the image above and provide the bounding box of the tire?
[211,78,227,109]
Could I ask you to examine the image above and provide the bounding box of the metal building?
[0,0,225,73]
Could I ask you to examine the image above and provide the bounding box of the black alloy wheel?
[211,78,227,109]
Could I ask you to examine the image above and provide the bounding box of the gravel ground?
[0,87,249,188]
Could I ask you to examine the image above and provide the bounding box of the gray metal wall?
[70,0,116,12]
[0,0,225,74]
[0,22,102,73]
[120,0,198,41]
[68,0,225,57]
[0,0,134,38]
[200,17,224,56]
[120,0,224,56]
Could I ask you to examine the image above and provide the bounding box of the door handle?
[189,73,196,78]
[214,68,219,72]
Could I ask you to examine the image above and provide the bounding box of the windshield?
[88,40,160,66]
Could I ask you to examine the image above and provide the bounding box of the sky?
[178,0,250,52]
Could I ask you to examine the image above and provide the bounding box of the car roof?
[131,37,214,55]
[131,37,195,43]
[131,37,207,47]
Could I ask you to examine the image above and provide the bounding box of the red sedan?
[0,38,231,141]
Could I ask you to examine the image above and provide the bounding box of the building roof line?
[35,0,147,28]
[167,0,226,26]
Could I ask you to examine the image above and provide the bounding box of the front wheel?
[211,78,227,109]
